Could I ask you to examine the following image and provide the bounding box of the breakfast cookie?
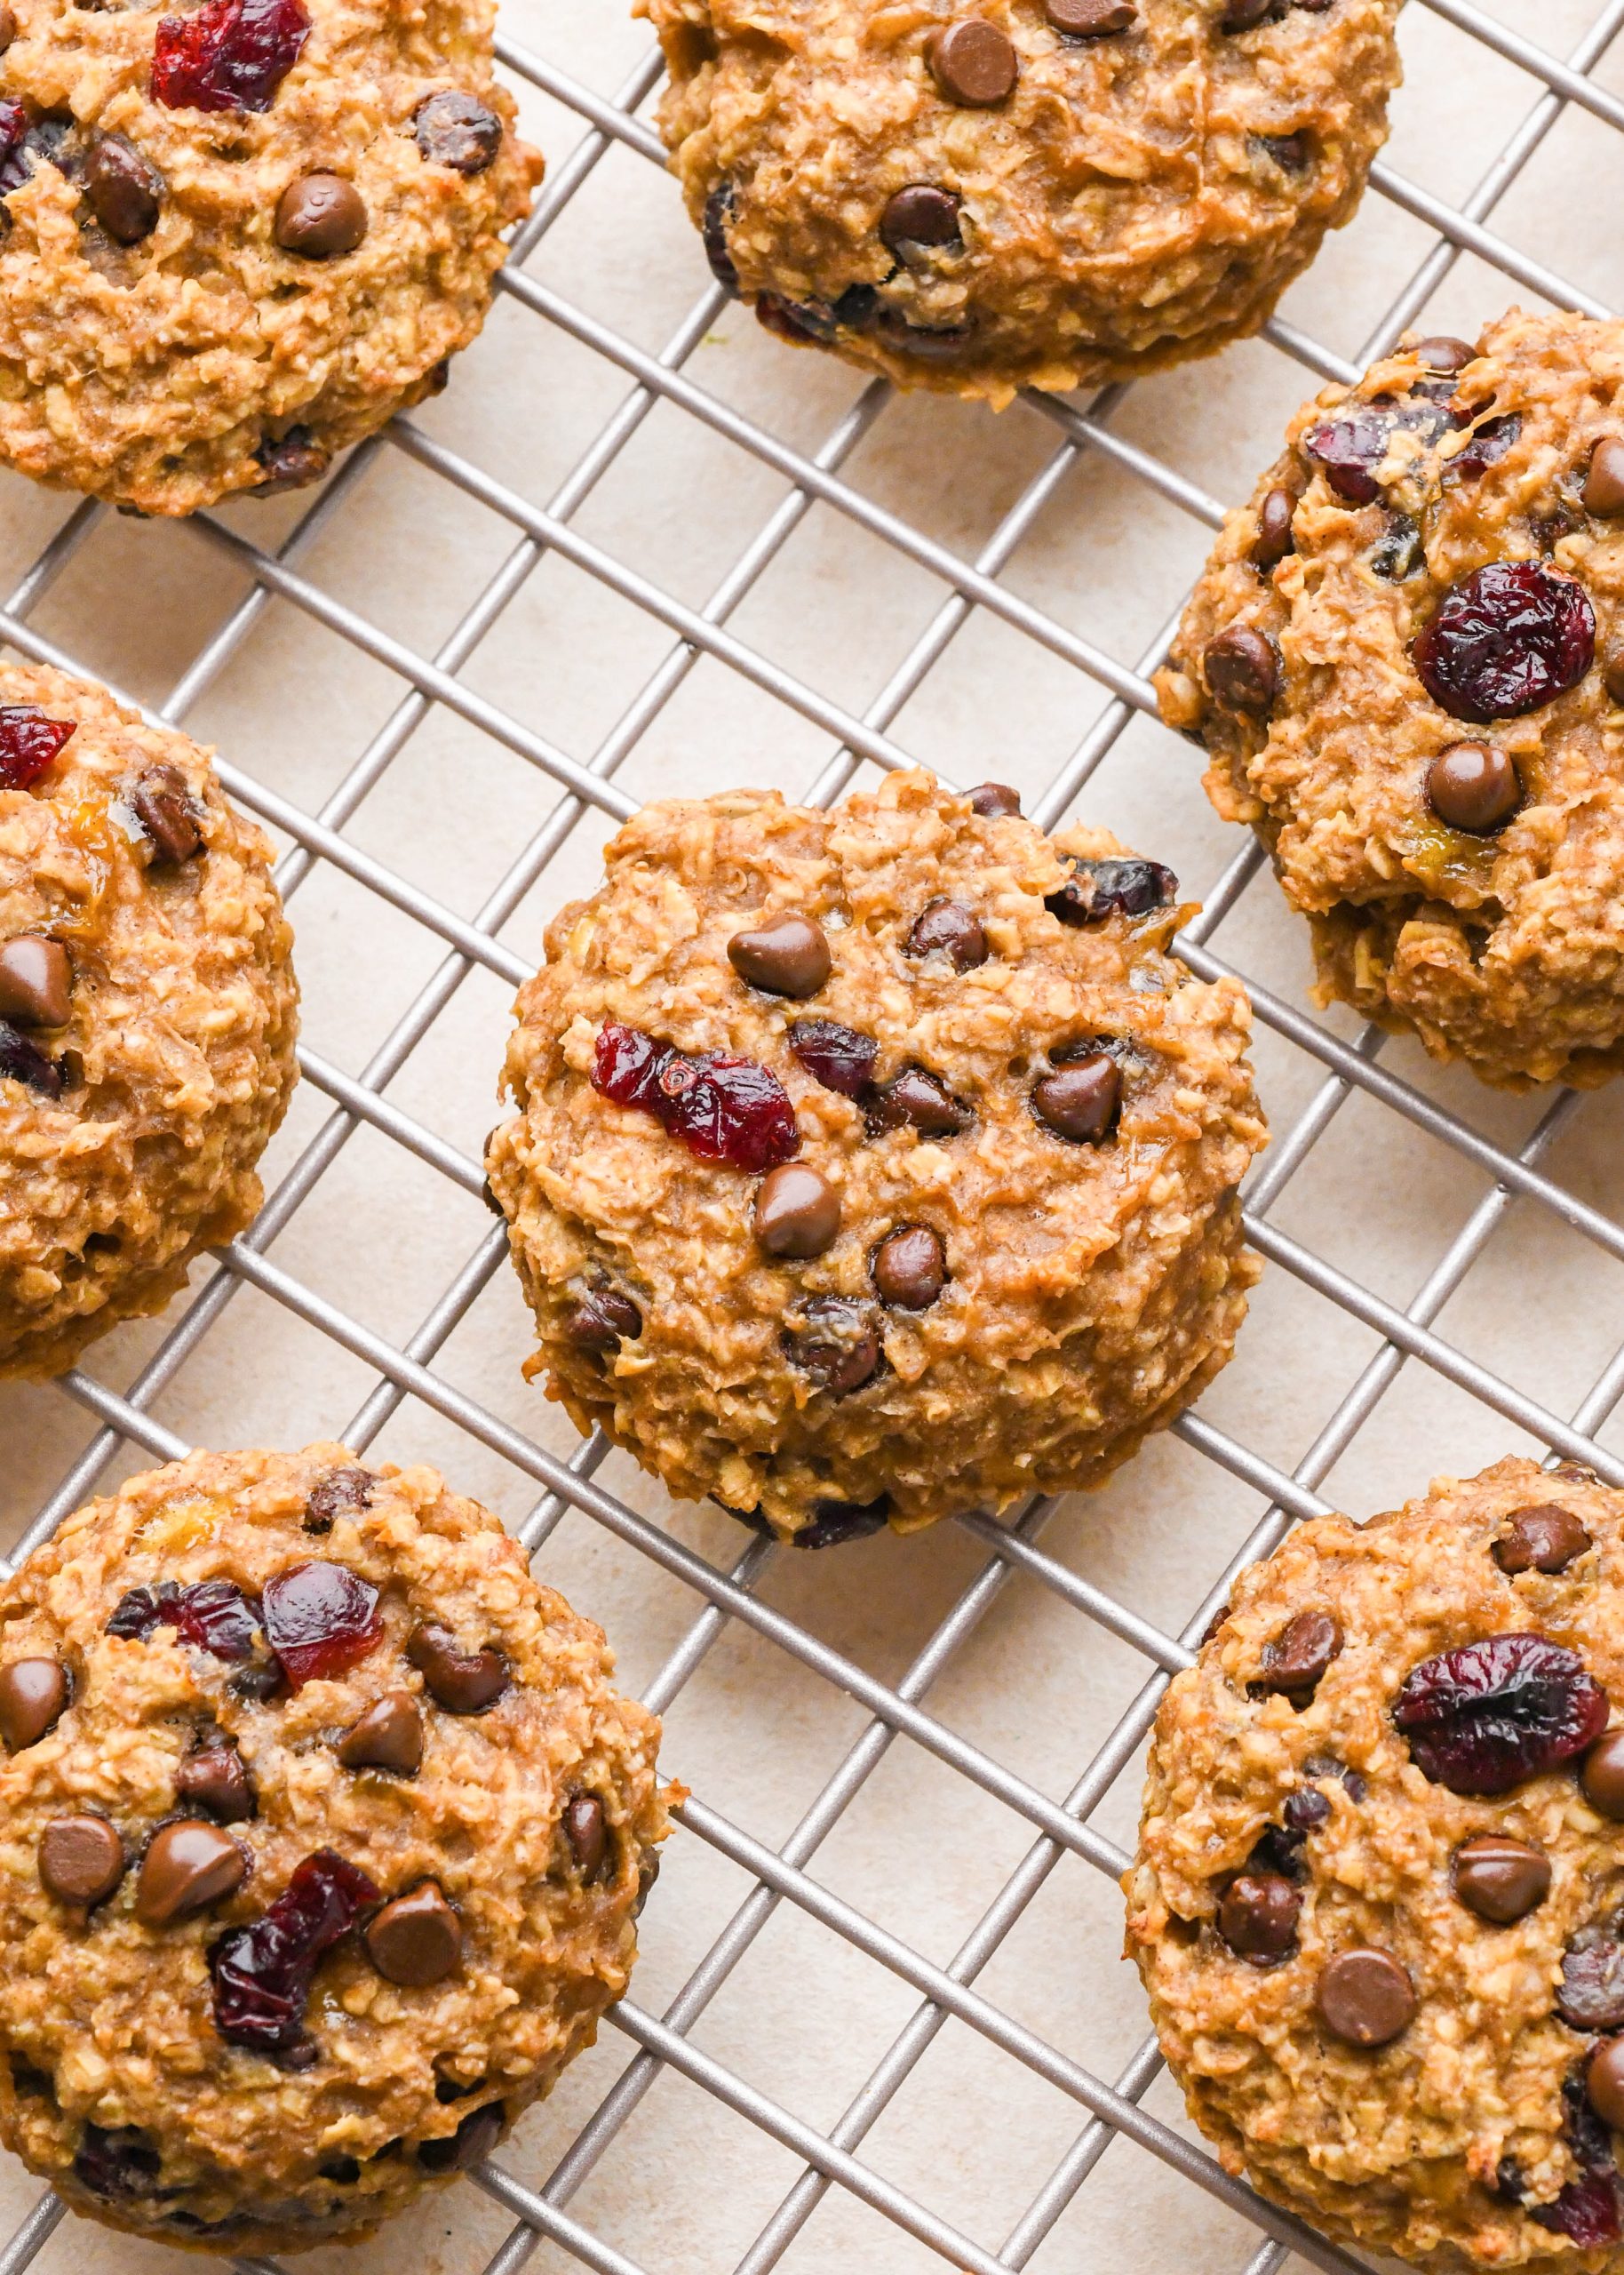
[1126,1454,1624,2269]
[1158,309,1624,1088]
[0,659,298,1378]
[487,770,1266,1546]
[0,0,541,515]
[0,1443,667,2253]
[641,0,1401,403]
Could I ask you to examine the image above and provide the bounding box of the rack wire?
[4,0,1624,2266]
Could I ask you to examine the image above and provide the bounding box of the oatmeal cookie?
[1126,1455,1624,2270]
[0,660,297,1377]
[641,0,1401,404]
[0,0,541,515]
[1157,309,1624,1088]
[0,1443,667,2253]
[487,770,1266,1545]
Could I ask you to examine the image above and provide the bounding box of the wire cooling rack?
[6,0,1624,2268]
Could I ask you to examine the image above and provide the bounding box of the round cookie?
[0,0,541,515]
[641,0,1401,403]
[1158,309,1624,1089]
[0,1443,667,2253]
[0,660,297,1378]
[487,770,1267,1545]
[1126,1454,1624,2270]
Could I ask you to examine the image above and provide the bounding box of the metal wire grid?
[0,0,1622,2266]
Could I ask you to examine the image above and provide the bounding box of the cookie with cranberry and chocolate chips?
[0,659,297,1377]
[0,0,540,514]
[487,770,1265,1544]
[1127,1454,1624,2270]
[0,1444,667,2254]
[641,0,1398,403]
[1158,308,1624,1088]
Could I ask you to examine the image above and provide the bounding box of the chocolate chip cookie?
[487,770,1266,1545]
[0,1443,667,2253]
[0,661,297,1378]
[641,0,1400,403]
[1126,1455,1624,2268]
[0,0,541,514]
[1158,310,1624,1088]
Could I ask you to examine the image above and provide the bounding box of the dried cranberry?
[1445,411,1521,485]
[1413,563,1595,722]
[73,2123,160,2199]
[1304,397,1456,504]
[1392,1632,1608,1795]
[0,1021,62,1098]
[0,706,76,791]
[106,1578,261,1662]
[701,181,737,292]
[591,1024,799,1170]
[261,1561,382,1689]
[787,1018,877,1099]
[799,1496,890,1548]
[757,292,838,346]
[1532,2175,1622,2246]
[0,99,27,194]
[209,1848,378,2055]
[151,0,310,113]
[1559,1920,1624,2031]
[1045,857,1177,925]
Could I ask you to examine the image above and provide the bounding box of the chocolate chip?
[1217,1870,1300,1962]
[1560,1921,1624,2028]
[1045,0,1135,30]
[413,90,502,174]
[1314,1948,1416,2046]
[406,1624,509,1714]
[303,1465,374,1535]
[135,1820,246,1925]
[1605,646,1624,708]
[320,2154,362,2183]
[1256,132,1310,170]
[1251,487,1295,571]
[1410,334,1475,372]
[563,1793,609,1881]
[906,898,988,970]
[0,1021,63,1098]
[0,1658,68,1751]
[1256,1609,1342,1700]
[39,1815,124,1907]
[125,763,203,865]
[967,781,1021,815]
[634,1848,660,1914]
[338,1690,424,1775]
[1584,1732,1624,1819]
[783,1296,881,1394]
[253,424,330,495]
[1221,0,1274,27]
[0,937,70,1029]
[176,1733,255,1823]
[753,1162,841,1258]
[1031,1052,1118,1142]
[926,19,1019,103]
[872,1225,946,1309]
[9,2056,52,2101]
[867,1066,971,1137]
[1046,856,1177,924]
[563,1284,643,1348]
[800,1496,890,1547]
[880,184,962,251]
[727,913,831,998]
[701,180,737,291]
[1589,2040,1624,2130]
[1204,626,1279,713]
[83,132,162,243]
[275,172,367,257]
[1586,438,1624,518]
[1494,1504,1591,1575]
[1426,742,1519,833]
[1453,1834,1550,1924]
[417,2102,501,2173]
[0,8,15,52]
[1371,510,1423,582]
[364,1881,462,1987]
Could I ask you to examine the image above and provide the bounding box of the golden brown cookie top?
[0,1443,667,2254]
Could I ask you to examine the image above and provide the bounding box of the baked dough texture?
[1158,310,1624,1088]
[488,771,1267,1545]
[1128,1456,1624,2272]
[0,1444,667,2253]
[0,0,540,515]
[0,660,297,1378]
[641,0,1401,403]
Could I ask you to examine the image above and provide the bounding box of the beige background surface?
[4,0,1624,2268]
